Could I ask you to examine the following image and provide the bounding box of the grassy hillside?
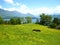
[0,24,60,45]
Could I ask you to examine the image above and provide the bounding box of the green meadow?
[0,24,60,45]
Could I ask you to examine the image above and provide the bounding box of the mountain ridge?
[0,9,60,19]
[0,9,35,19]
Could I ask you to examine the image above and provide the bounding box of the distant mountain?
[52,15,60,18]
[52,13,60,18]
[0,9,34,19]
[0,9,60,19]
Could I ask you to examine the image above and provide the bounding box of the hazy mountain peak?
[0,9,34,19]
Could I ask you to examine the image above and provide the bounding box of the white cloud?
[4,0,15,5]
[29,7,54,15]
[54,6,60,13]
[3,7,16,11]
[0,5,2,8]
[16,4,29,14]
[4,0,21,6]
[15,3,20,6]
[3,4,29,13]
[2,4,60,15]
[29,6,60,15]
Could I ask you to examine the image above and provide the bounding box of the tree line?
[0,13,60,29]
[38,13,60,29]
[0,16,32,25]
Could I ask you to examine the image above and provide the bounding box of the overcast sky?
[0,0,60,15]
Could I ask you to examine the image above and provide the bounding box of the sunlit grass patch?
[0,24,60,45]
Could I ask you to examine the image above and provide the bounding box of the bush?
[25,17,32,23]
[49,23,57,28]
[56,25,60,29]
[10,17,21,25]
[0,16,3,24]
[4,20,10,24]
[53,18,60,25]
[40,13,52,25]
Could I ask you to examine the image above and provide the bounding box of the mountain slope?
[51,13,60,18]
[0,9,34,19]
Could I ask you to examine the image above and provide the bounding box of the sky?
[0,0,60,15]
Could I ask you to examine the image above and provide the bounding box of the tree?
[20,17,25,24]
[0,16,3,24]
[56,25,60,29]
[35,18,39,24]
[49,23,57,28]
[16,18,21,24]
[4,20,10,24]
[10,17,17,25]
[10,17,21,25]
[25,17,32,23]
[40,13,52,25]
[53,18,60,25]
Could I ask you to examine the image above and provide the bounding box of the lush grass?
[0,24,60,45]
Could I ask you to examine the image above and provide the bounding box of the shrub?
[25,17,32,23]
[53,18,60,25]
[56,25,60,29]
[0,16,3,24]
[40,13,52,25]
[49,23,57,28]
[10,17,21,25]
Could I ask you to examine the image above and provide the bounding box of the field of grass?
[0,24,60,45]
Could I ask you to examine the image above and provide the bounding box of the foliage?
[35,18,39,24]
[10,17,21,25]
[49,17,60,29]
[53,18,60,25]
[0,16,3,24]
[49,23,57,28]
[4,20,10,24]
[16,17,21,24]
[25,17,32,23]
[56,25,60,29]
[10,18,17,25]
[40,13,52,25]
[20,17,25,24]
[0,16,32,25]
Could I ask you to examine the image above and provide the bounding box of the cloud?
[29,7,53,15]
[15,3,20,6]
[54,6,60,13]
[16,4,29,14]
[16,5,60,15]
[29,6,60,15]
[0,5,2,8]
[4,0,21,6]
[2,4,60,15]
[3,4,29,14]
[4,0,15,5]
[3,7,16,11]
